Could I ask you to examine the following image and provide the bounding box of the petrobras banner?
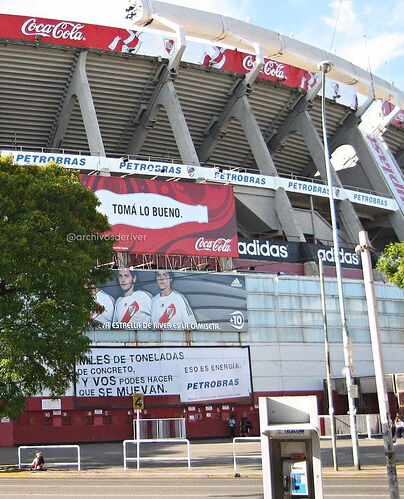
[362,133,404,208]
[237,238,362,268]
[278,176,397,210]
[92,269,247,332]
[3,150,99,169]
[80,175,238,256]
[2,150,397,211]
[1,150,216,179]
[75,346,252,402]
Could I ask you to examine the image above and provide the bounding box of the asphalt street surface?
[0,437,403,497]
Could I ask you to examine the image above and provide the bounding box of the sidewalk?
[1,436,403,478]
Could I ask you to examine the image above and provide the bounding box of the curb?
[0,468,397,480]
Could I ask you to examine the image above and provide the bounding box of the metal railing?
[319,414,381,439]
[133,417,186,440]
[18,445,81,470]
[123,438,191,471]
[232,437,262,474]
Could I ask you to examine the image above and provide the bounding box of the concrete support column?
[291,108,363,244]
[127,67,200,166]
[49,51,105,156]
[274,188,305,242]
[231,95,278,176]
[197,79,247,164]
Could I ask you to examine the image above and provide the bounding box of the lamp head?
[317,60,333,74]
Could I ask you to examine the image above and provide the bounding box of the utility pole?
[318,61,360,470]
[318,257,338,471]
[355,231,399,499]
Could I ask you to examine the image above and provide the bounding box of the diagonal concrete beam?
[127,65,200,166]
[49,51,105,156]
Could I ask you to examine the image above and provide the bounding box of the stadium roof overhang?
[128,0,404,108]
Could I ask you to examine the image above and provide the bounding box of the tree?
[0,157,114,418]
[376,241,404,289]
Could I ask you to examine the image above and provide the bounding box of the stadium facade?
[0,1,403,445]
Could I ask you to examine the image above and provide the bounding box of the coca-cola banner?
[0,14,312,90]
[200,46,316,89]
[92,270,247,333]
[1,14,360,103]
[0,14,143,52]
[80,175,238,256]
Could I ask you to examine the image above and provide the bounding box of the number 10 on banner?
[133,394,144,411]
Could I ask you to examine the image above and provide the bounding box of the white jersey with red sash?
[151,290,196,329]
[92,289,115,323]
[113,290,151,326]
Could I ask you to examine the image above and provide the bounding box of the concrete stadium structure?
[0,1,403,445]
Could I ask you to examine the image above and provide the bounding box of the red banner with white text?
[0,14,143,53]
[200,46,316,89]
[0,14,315,90]
[80,175,238,256]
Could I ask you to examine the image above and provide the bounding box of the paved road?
[0,476,403,498]
[1,437,403,497]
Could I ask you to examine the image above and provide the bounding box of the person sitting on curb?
[31,451,45,471]
[393,413,404,443]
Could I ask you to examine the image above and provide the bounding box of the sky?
[1,0,403,92]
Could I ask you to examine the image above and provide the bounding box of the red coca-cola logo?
[21,18,86,41]
[242,55,286,80]
[195,237,232,253]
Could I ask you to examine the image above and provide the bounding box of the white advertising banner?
[362,133,404,209]
[1,150,397,211]
[75,346,252,403]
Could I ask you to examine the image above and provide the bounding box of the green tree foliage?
[376,241,404,289]
[0,157,114,418]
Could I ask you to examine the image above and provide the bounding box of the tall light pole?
[317,61,360,470]
[355,231,399,499]
[318,257,338,470]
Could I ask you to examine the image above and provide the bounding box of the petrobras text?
[2,151,97,170]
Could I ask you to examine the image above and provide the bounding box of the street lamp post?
[318,257,338,471]
[317,61,360,470]
[355,231,399,498]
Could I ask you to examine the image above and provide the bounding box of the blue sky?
[1,0,403,92]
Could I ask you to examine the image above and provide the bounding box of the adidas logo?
[231,278,242,288]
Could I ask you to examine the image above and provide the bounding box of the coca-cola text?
[242,55,286,80]
[21,18,85,41]
[195,237,232,253]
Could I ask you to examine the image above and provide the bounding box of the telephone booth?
[259,396,323,499]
